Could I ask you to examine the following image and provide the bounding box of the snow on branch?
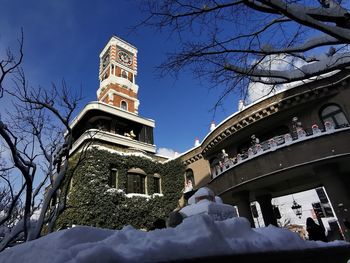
[258,0,350,42]
[142,0,350,98]
[225,51,350,84]
[262,35,342,54]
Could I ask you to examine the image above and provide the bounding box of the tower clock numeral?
[118,50,132,66]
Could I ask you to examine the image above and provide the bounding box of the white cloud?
[156,147,177,158]
[246,55,306,104]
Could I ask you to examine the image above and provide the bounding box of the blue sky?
[0,0,239,154]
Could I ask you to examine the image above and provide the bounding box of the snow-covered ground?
[1,214,348,263]
[1,188,348,262]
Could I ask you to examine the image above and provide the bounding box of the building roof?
[70,101,155,129]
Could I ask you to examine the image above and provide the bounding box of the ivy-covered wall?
[56,147,185,230]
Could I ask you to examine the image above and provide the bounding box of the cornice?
[180,70,350,163]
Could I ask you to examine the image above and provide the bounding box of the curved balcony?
[208,126,350,199]
[70,129,156,154]
[199,70,350,158]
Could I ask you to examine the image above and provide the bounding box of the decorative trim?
[98,75,139,96]
[201,82,342,155]
[100,36,137,58]
[70,101,155,129]
[70,129,156,154]
[183,153,203,165]
[100,89,138,105]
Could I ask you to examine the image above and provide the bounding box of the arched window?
[184,169,195,192]
[127,168,147,194]
[210,158,221,178]
[121,101,128,111]
[320,104,349,128]
[111,64,115,75]
[121,70,128,79]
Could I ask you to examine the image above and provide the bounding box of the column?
[316,164,350,241]
[234,191,255,227]
[256,194,278,227]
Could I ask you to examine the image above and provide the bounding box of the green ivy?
[56,147,185,230]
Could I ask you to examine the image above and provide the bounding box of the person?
[251,134,260,147]
[250,134,260,154]
[220,149,229,160]
[306,217,327,242]
[292,116,302,131]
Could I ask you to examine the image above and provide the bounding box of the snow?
[0,214,348,263]
[106,188,124,194]
[6,187,345,262]
[105,188,163,199]
[245,53,343,104]
[180,200,238,221]
[89,145,156,161]
[125,193,151,199]
[181,187,238,221]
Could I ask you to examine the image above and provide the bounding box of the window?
[210,158,221,178]
[184,169,195,192]
[127,168,147,194]
[109,168,118,188]
[320,104,349,128]
[153,174,161,194]
[111,64,115,75]
[121,70,128,79]
[121,101,128,111]
[102,50,110,69]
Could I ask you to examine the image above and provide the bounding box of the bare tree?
[0,165,22,243]
[0,32,83,250]
[141,0,350,103]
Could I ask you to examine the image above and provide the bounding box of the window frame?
[121,100,128,111]
[185,169,195,187]
[121,70,128,79]
[153,173,162,194]
[109,168,118,188]
[126,168,147,194]
[319,103,349,128]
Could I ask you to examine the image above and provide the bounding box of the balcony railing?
[211,123,350,179]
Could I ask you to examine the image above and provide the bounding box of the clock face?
[118,50,132,66]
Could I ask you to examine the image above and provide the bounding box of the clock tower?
[97,36,140,114]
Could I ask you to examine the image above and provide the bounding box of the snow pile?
[0,215,347,263]
[180,187,238,221]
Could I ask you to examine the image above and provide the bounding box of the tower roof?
[100,36,137,58]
